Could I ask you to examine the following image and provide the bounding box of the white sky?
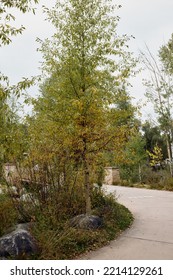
[0,0,173,120]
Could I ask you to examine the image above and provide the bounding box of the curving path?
[80,185,173,260]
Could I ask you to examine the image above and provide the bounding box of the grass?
[120,178,173,192]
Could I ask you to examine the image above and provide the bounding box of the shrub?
[0,194,18,236]
[91,188,133,231]
[159,176,173,191]
[119,162,173,191]
[5,161,133,259]
[119,165,142,184]
[31,188,133,259]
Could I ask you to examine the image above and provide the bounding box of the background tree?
[142,121,167,159]
[118,131,147,183]
[0,0,39,84]
[104,87,138,166]
[0,85,8,176]
[159,34,173,75]
[0,84,28,180]
[147,144,163,170]
[141,45,173,175]
[0,0,40,178]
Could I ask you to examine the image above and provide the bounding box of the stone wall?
[104,167,120,185]
[3,163,30,183]
[3,163,120,186]
[3,163,18,181]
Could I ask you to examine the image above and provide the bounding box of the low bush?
[4,163,133,260]
[120,164,173,191]
[0,194,18,236]
[119,165,140,184]
[31,188,133,260]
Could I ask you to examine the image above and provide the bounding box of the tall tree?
[31,0,135,215]
[0,1,40,173]
[0,85,8,176]
[119,132,147,183]
[159,34,173,75]
[141,45,173,174]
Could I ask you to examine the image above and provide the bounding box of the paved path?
[80,185,173,260]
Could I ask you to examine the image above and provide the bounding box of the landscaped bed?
[0,186,133,260]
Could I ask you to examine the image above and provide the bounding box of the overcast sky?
[0,0,173,120]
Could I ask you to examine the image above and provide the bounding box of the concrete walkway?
[80,185,173,260]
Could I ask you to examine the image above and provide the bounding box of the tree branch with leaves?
[0,0,39,46]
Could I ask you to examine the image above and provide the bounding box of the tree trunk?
[84,158,91,215]
[166,134,173,176]
[138,163,142,183]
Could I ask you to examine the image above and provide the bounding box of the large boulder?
[0,224,38,259]
[70,214,102,230]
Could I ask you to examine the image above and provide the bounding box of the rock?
[0,224,38,258]
[20,193,39,209]
[70,214,102,230]
[0,185,7,195]
[20,193,34,203]
[5,223,33,234]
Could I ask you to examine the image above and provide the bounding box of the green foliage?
[0,0,39,173]
[0,193,18,236]
[120,166,140,184]
[159,33,173,75]
[124,164,173,192]
[0,0,39,46]
[162,176,173,191]
[118,132,147,183]
[142,121,168,159]
[28,0,136,215]
[142,166,173,191]
[91,188,133,230]
[0,88,29,175]
[147,144,163,167]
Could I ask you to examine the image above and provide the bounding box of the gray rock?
[0,224,38,258]
[20,193,35,203]
[70,214,102,230]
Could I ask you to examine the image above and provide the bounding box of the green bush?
[163,177,173,191]
[121,164,173,191]
[119,163,173,188]
[119,165,140,184]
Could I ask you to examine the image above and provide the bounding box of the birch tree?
[141,46,173,175]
